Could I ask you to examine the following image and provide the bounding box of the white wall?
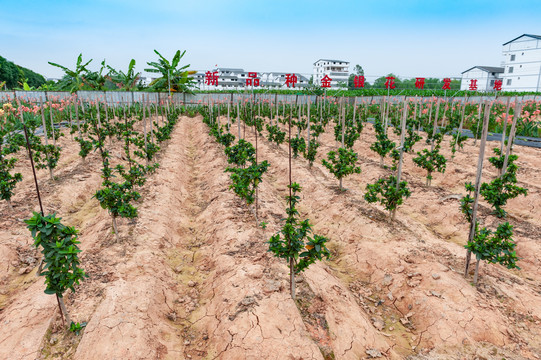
[460,69,499,91]
[501,36,541,91]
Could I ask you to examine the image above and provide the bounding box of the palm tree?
[145,49,195,96]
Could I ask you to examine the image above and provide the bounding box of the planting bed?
[0,109,540,360]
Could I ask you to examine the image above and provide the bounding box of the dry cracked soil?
[0,113,540,360]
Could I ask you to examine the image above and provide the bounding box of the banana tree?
[48,53,93,93]
[107,59,141,91]
[145,49,195,96]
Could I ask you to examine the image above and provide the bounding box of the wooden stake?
[501,100,521,177]
[40,103,54,180]
[393,101,408,221]
[500,97,512,157]
[464,103,491,277]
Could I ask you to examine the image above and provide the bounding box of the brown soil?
[0,114,540,360]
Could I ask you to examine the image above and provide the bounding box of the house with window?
[313,59,350,89]
[460,66,503,91]
[461,34,541,92]
[501,34,541,91]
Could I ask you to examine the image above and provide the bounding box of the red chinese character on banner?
[285,73,298,88]
[469,79,478,91]
[442,78,451,90]
[246,72,260,87]
[354,75,365,88]
[321,75,332,88]
[493,79,503,91]
[384,76,396,89]
[415,77,425,89]
[205,71,219,86]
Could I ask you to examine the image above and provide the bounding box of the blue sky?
[2,0,541,80]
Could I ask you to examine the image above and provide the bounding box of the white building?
[461,34,541,92]
[193,68,309,90]
[501,34,541,91]
[460,66,503,91]
[313,59,349,89]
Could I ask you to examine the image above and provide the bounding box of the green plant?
[225,139,256,167]
[268,183,330,299]
[480,163,528,218]
[450,132,468,157]
[304,139,320,167]
[69,321,87,335]
[364,175,411,221]
[465,222,519,284]
[290,135,306,158]
[460,182,475,223]
[412,145,447,186]
[74,136,93,160]
[266,124,286,145]
[25,212,87,327]
[145,49,195,94]
[48,53,94,92]
[370,120,395,167]
[225,160,270,207]
[404,127,422,153]
[107,59,141,91]
[322,147,361,190]
[93,177,141,236]
[488,147,518,176]
[0,122,23,210]
[334,117,361,148]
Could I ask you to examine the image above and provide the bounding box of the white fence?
[1,91,540,106]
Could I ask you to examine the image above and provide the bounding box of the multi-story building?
[313,59,349,89]
[460,66,503,91]
[461,34,541,92]
[193,68,309,90]
[501,34,541,91]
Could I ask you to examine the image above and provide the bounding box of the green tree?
[107,59,141,91]
[145,49,195,95]
[347,64,365,89]
[48,53,94,92]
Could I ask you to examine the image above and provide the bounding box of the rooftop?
[461,66,504,74]
[502,34,541,46]
[313,59,349,65]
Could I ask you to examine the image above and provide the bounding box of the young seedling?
[464,221,519,285]
[25,212,87,328]
[0,119,23,211]
[364,175,411,221]
[370,119,395,167]
[289,135,306,158]
[266,124,286,145]
[322,147,361,191]
[412,142,447,186]
[304,139,320,168]
[480,162,527,218]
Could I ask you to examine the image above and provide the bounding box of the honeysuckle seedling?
[266,124,286,145]
[370,119,395,167]
[480,162,527,218]
[412,144,447,186]
[25,212,87,328]
[322,147,361,191]
[268,183,330,300]
[365,175,411,221]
